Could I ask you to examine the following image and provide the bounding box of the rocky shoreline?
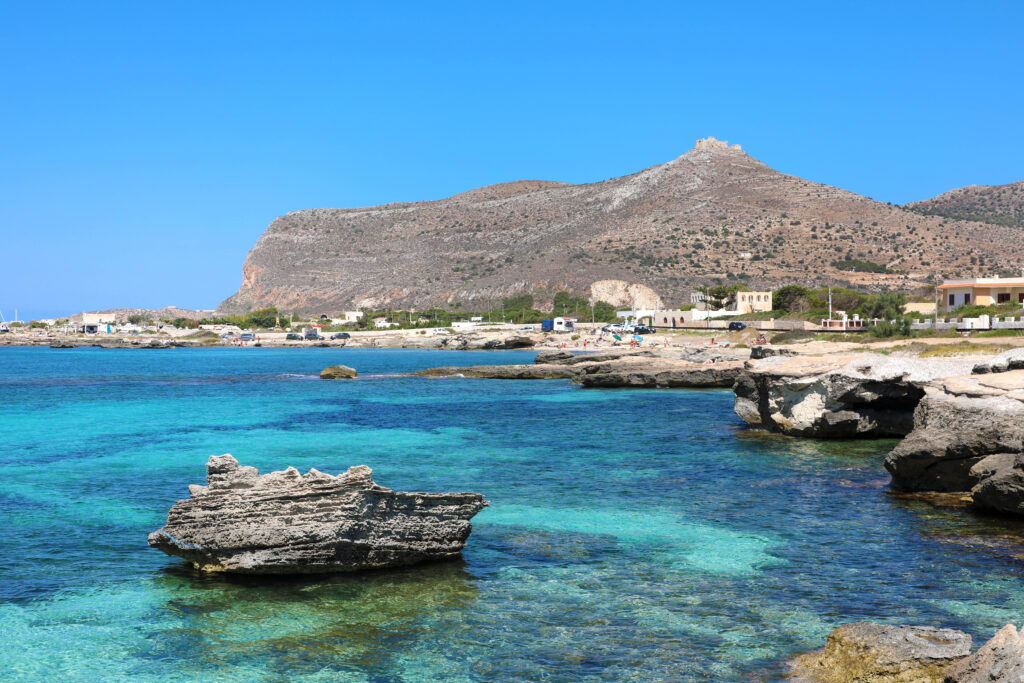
[730,349,1024,517]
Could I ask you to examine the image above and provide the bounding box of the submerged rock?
[945,623,1024,682]
[790,622,971,682]
[320,365,358,379]
[148,455,488,574]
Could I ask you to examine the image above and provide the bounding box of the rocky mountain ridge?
[218,140,1024,315]
[907,180,1024,229]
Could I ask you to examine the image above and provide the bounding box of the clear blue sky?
[2,1,1021,320]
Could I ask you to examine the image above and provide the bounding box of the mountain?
[217,138,1024,315]
[906,181,1024,229]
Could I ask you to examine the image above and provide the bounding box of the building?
[904,302,937,316]
[331,311,364,324]
[81,312,116,325]
[938,277,1024,312]
[694,136,742,151]
[735,291,773,314]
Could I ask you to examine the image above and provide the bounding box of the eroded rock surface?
[884,370,1024,502]
[945,623,1024,682]
[148,455,488,574]
[734,355,973,439]
[789,622,971,682]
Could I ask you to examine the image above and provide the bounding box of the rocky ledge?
[148,455,488,574]
[789,621,1023,683]
[573,357,744,388]
[414,347,747,387]
[733,354,974,439]
[884,367,1024,514]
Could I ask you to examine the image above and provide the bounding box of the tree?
[858,292,907,320]
[244,307,280,329]
[773,286,812,312]
[592,301,618,322]
[127,314,147,325]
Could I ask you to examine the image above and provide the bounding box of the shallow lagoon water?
[2,346,1024,681]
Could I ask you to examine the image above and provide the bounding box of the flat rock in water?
[415,364,581,379]
[789,622,971,682]
[575,357,744,388]
[148,454,488,574]
[320,365,358,379]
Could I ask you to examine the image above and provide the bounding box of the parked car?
[303,328,322,340]
[516,326,535,332]
[331,332,351,340]
[431,328,451,335]
[286,333,302,340]
[602,323,625,333]
[239,333,256,342]
[633,325,656,335]
[728,322,748,331]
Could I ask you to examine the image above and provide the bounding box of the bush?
[832,259,888,273]
[869,317,912,338]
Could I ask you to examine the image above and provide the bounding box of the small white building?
[331,311,364,324]
[81,312,116,325]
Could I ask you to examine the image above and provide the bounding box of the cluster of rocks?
[149,455,488,574]
[789,621,1024,682]
[732,349,1024,517]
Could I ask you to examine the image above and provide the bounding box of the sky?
[1,1,1022,320]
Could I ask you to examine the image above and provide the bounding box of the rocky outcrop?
[415,364,581,379]
[750,345,798,360]
[574,357,744,388]
[320,365,358,379]
[971,347,1024,374]
[733,355,974,439]
[587,280,662,309]
[148,455,488,574]
[789,622,971,682]
[436,334,537,351]
[534,349,576,365]
[945,623,1024,682]
[884,369,1024,507]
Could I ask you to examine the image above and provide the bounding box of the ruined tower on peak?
[694,136,742,151]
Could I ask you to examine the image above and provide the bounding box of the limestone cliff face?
[218,142,1024,315]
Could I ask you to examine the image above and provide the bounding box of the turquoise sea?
[2,347,1024,681]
